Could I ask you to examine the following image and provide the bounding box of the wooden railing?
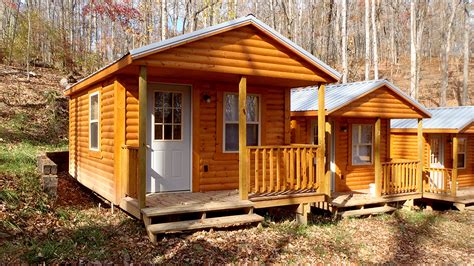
[121,145,139,198]
[423,167,453,194]
[382,160,420,195]
[246,144,320,195]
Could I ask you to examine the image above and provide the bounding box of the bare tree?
[161,0,167,40]
[342,0,348,82]
[410,0,416,98]
[462,1,470,105]
[365,0,370,80]
[440,0,459,107]
[371,0,378,80]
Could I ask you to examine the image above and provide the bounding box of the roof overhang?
[64,15,341,97]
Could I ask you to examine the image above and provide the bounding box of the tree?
[410,0,416,98]
[341,0,348,83]
[440,0,458,107]
[371,0,378,80]
[462,1,470,105]
[364,0,370,80]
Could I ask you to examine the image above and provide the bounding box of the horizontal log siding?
[133,26,327,82]
[199,85,286,191]
[331,87,425,119]
[458,134,474,187]
[69,82,116,202]
[334,118,389,191]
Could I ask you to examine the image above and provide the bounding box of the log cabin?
[391,106,474,210]
[291,80,432,211]
[64,15,341,239]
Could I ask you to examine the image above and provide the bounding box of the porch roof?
[64,15,341,96]
[391,106,474,133]
[290,79,431,117]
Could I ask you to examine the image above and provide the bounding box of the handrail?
[246,145,320,195]
[382,160,420,195]
[423,167,453,194]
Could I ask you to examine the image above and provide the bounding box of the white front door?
[147,84,191,193]
[429,135,445,190]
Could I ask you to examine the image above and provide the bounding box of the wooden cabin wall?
[443,134,474,188]
[69,81,116,202]
[121,76,289,192]
[334,118,389,191]
[390,132,430,162]
[291,117,310,143]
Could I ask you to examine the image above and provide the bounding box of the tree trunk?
[371,0,378,80]
[161,0,167,41]
[365,0,370,80]
[440,0,458,107]
[341,0,348,83]
[462,2,470,105]
[410,0,417,98]
[26,0,31,81]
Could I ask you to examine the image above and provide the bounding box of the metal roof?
[291,79,431,116]
[66,15,340,92]
[391,106,474,131]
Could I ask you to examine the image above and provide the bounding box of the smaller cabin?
[291,80,431,206]
[391,106,474,209]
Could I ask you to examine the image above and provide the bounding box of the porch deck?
[329,189,422,208]
[423,186,474,205]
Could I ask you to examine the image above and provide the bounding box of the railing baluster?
[290,148,295,189]
[284,148,288,190]
[301,147,307,189]
[308,148,314,188]
[276,148,281,192]
[254,149,259,193]
[262,149,267,193]
[269,148,274,192]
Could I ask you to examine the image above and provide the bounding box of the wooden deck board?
[340,206,397,218]
[330,189,422,208]
[423,187,474,204]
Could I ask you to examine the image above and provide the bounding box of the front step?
[146,213,264,235]
[338,205,397,218]
[142,200,254,218]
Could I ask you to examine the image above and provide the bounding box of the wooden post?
[138,66,147,209]
[113,79,126,204]
[317,84,327,194]
[452,135,458,197]
[417,118,423,193]
[374,117,382,197]
[325,120,332,196]
[239,76,248,200]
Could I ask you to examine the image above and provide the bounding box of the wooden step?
[142,200,254,217]
[146,213,264,234]
[339,206,397,218]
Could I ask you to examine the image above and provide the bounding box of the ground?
[0,64,473,263]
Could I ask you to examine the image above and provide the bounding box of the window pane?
[353,145,372,164]
[90,122,98,149]
[247,124,258,146]
[458,139,466,152]
[246,95,259,122]
[163,92,172,109]
[352,125,360,144]
[173,108,181,123]
[173,93,182,109]
[225,124,239,151]
[360,125,372,144]
[173,125,181,140]
[155,108,163,123]
[458,154,465,168]
[164,125,172,140]
[154,124,163,140]
[164,108,172,123]
[155,92,163,107]
[225,94,238,121]
[90,94,99,120]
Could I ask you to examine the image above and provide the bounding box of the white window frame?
[89,91,100,151]
[223,92,261,153]
[152,90,184,142]
[351,124,373,166]
[457,137,467,169]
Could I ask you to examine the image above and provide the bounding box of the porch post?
[239,76,248,200]
[452,135,458,197]
[317,84,327,195]
[138,66,147,209]
[417,118,423,193]
[374,117,382,197]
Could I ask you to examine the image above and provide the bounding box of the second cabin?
[290,80,432,205]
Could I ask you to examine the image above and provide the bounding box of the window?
[311,121,318,145]
[223,93,260,152]
[352,124,373,165]
[457,138,467,169]
[154,91,182,141]
[89,92,100,151]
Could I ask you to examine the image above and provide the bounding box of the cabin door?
[311,119,336,192]
[429,135,445,189]
[147,84,191,193]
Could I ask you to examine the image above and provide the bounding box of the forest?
[0,0,472,106]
